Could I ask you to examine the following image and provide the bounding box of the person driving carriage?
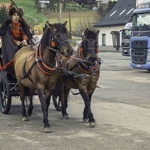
[0,3,32,66]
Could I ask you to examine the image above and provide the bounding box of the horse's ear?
[46,21,54,31]
[84,28,89,36]
[63,21,67,26]
[96,30,100,36]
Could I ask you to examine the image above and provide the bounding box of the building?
[98,0,117,3]
[94,0,136,51]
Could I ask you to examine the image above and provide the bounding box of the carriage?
[0,21,70,115]
[0,24,101,131]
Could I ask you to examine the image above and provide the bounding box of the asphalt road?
[0,52,150,150]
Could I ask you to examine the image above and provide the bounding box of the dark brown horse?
[59,28,101,127]
[14,21,73,133]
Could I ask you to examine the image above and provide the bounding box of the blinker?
[51,41,56,47]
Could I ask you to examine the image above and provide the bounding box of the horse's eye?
[55,34,60,38]
[85,40,88,45]
[95,42,98,47]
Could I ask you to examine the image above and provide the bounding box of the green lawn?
[1,0,47,27]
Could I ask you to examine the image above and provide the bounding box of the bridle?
[81,39,98,61]
[48,34,71,57]
[78,38,98,63]
[66,38,101,75]
[45,21,72,57]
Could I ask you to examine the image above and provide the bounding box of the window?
[102,34,106,46]
[110,10,117,17]
[119,9,126,15]
[126,8,134,15]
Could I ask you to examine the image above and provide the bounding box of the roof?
[93,0,136,27]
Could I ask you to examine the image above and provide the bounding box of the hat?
[8,4,24,17]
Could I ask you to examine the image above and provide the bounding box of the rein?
[0,59,14,70]
[69,45,101,75]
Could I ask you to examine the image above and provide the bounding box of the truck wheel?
[147,69,150,72]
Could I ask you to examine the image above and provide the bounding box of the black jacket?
[0,19,33,66]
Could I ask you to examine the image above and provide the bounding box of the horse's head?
[46,21,73,57]
[81,28,100,65]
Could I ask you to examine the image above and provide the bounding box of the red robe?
[11,21,28,44]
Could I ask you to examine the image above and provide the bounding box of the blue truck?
[130,0,150,71]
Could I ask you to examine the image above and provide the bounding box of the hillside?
[0,0,100,34]
[44,11,99,33]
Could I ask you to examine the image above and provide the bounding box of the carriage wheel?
[52,94,61,111]
[0,79,11,114]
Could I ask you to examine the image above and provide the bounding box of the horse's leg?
[27,94,34,117]
[79,90,96,127]
[60,84,69,119]
[26,88,34,116]
[44,92,52,131]
[64,86,70,110]
[82,92,93,122]
[18,84,28,121]
[45,91,51,109]
[37,88,51,133]
[63,86,70,119]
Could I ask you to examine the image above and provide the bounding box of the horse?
[14,21,73,133]
[59,28,101,127]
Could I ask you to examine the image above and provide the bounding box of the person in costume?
[32,25,43,46]
[0,4,33,66]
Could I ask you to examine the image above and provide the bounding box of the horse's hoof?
[89,122,96,128]
[22,116,29,121]
[44,127,51,133]
[83,118,89,123]
[28,114,32,117]
[63,114,69,119]
[28,112,32,117]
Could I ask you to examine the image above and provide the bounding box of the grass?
[1,0,47,27]
[1,0,100,36]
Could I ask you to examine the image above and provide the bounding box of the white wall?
[97,25,124,51]
[100,0,118,3]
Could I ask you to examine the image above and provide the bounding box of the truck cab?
[121,22,132,56]
[130,1,150,71]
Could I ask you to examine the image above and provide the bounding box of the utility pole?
[69,10,72,42]
[59,0,64,23]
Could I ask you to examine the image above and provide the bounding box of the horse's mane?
[85,30,97,39]
[39,23,68,50]
[40,27,52,50]
[53,23,68,34]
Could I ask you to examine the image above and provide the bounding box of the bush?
[0,5,9,25]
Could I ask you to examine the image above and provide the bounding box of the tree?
[0,5,9,25]
[106,1,117,14]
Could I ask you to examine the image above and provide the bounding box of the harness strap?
[1,59,14,70]
[75,45,100,74]
[67,62,78,72]
[77,61,100,74]
[22,58,37,84]
[35,45,59,74]
[10,59,37,91]
[36,57,58,75]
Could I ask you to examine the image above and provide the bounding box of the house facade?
[94,0,136,51]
